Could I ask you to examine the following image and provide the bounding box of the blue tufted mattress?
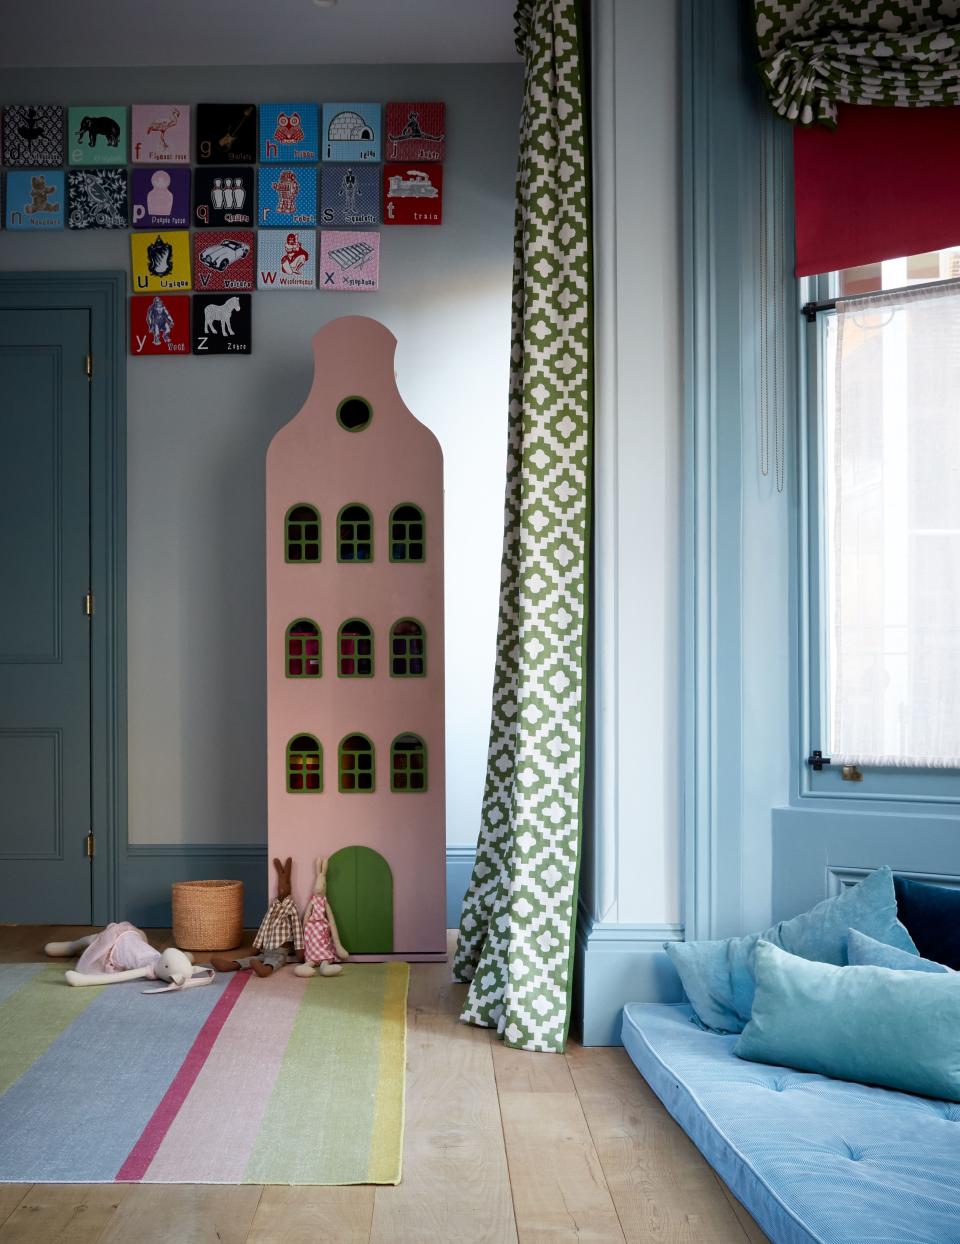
[621,1002,960,1244]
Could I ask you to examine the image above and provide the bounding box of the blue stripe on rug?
[0,974,231,1182]
[0,964,46,1007]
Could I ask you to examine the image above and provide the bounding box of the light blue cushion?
[735,940,960,1101]
[847,927,949,974]
[664,866,917,1033]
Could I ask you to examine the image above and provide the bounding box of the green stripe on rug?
[0,965,104,1096]
[244,962,408,1185]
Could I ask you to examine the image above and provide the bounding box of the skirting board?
[574,904,685,1046]
[124,842,477,930]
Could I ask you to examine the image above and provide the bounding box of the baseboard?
[123,842,477,930]
[574,903,685,1046]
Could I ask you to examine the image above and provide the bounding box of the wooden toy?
[266,317,446,961]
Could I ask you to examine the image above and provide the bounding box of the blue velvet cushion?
[735,940,960,1101]
[664,866,917,1033]
[847,927,949,974]
[894,874,960,970]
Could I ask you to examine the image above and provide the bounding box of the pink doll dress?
[75,922,161,978]
[303,897,338,965]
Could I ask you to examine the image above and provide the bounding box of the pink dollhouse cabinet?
[266,316,446,961]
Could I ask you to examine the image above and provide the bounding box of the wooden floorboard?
[0,927,767,1244]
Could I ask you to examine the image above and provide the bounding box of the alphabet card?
[318,230,380,292]
[193,293,252,355]
[257,229,316,290]
[131,167,190,228]
[194,230,255,291]
[131,105,190,165]
[385,102,445,162]
[68,107,126,166]
[67,169,128,229]
[320,164,380,227]
[130,230,192,292]
[130,294,190,356]
[193,167,254,227]
[2,105,64,167]
[259,103,318,163]
[383,163,443,225]
[5,171,64,230]
[257,166,317,228]
[196,103,257,164]
[322,103,381,163]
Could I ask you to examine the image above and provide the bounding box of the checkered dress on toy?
[253,894,304,953]
[303,895,338,964]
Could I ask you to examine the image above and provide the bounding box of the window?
[389,503,425,562]
[391,733,427,792]
[337,503,373,562]
[338,619,374,677]
[807,246,960,781]
[337,395,372,432]
[390,618,426,677]
[339,733,374,792]
[287,734,322,792]
[286,619,321,678]
[285,504,320,563]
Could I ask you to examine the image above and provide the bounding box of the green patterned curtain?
[756,1,960,125]
[452,0,592,1054]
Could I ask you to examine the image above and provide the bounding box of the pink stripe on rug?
[115,971,249,1182]
[141,968,306,1183]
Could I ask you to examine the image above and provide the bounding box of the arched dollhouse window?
[286,619,321,678]
[339,733,375,792]
[285,504,320,563]
[389,504,425,562]
[390,618,426,677]
[338,619,374,677]
[391,733,427,792]
[287,734,322,793]
[337,503,373,562]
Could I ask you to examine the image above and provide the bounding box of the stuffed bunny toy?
[295,857,349,978]
[212,857,304,977]
[45,923,214,993]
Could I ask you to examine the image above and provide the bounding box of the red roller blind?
[794,104,960,278]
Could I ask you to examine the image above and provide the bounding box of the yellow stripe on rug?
[367,962,408,1184]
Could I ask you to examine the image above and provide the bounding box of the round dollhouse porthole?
[336,396,372,432]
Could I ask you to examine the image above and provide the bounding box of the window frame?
[337,617,375,679]
[390,732,428,792]
[388,502,426,563]
[285,618,322,679]
[389,617,426,678]
[336,501,374,564]
[284,502,321,564]
[286,733,323,794]
[338,732,376,793]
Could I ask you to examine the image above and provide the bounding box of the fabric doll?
[212,857,303,977]
[294,857,349,977]
[45,923,213,993]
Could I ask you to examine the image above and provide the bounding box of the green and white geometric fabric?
[755,1,960,125]
[453,0,592,1053]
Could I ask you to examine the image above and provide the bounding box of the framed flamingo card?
[130,230,192,292]
[131,167,190,228]
[67,169,128,229]
[259,103,318,163]
[257,229,316,290]
[257,166,317,228]
[3,105,64,167]
[5,171,64,230]
[320,164,380,227]
[193,167,254,227]
[318,230,380,292]
[194,230,255,292]
[131,105,190,164]
[130,294,190,356]
[192,293,252,355]
[383,163,443,225]
[322,103,380,163]
[68,107,126,166]
[385,103,445,162]
[196,104,257,164]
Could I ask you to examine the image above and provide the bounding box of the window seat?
[621,1002,960,1244]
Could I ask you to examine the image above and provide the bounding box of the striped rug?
[0,961,407,1184]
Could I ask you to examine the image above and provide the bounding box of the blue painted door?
[0,310,93,921]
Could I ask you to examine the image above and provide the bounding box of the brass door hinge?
[85,352,93,380]
[84,591,94,618]
[85,831,95,859]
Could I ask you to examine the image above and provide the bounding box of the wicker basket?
[172,879,244,951]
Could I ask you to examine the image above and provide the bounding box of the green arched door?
[326,846,393,954]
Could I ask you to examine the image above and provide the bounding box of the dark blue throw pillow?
[894,875,960,970]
